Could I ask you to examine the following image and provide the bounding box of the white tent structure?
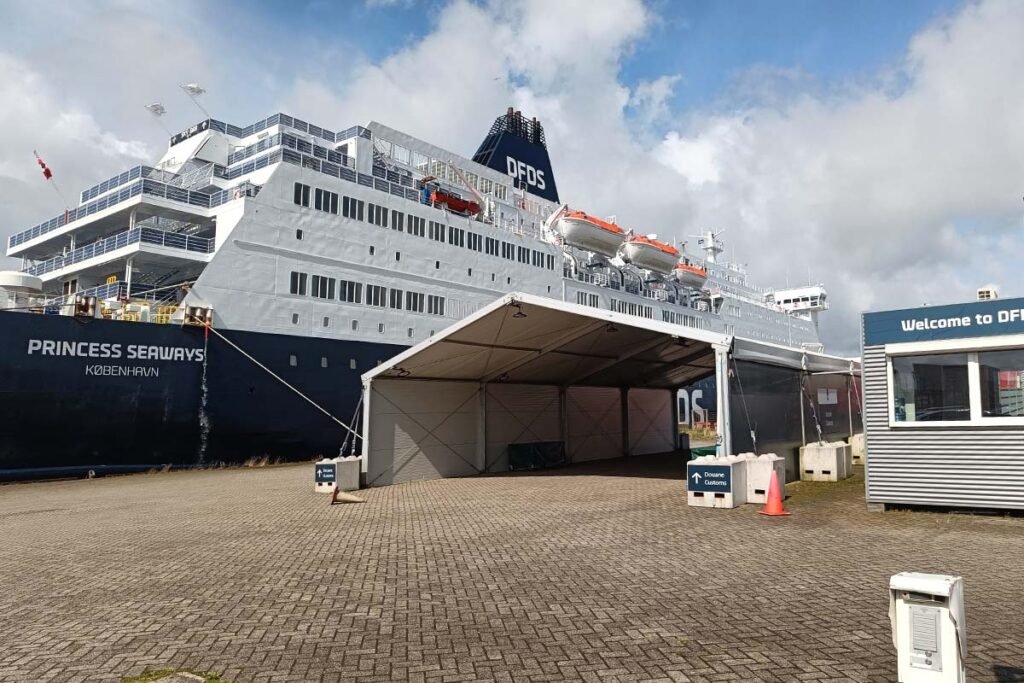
[360,292,856,487]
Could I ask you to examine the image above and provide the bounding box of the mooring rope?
[189,314,360,440]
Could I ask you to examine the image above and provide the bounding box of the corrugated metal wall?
[863,344,1024,509]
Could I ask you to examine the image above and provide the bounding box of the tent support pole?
[620,387,630,457]
[559,386,569,463]
[714,344,732,456]
[800,373,807,446]
[477,383,487,472]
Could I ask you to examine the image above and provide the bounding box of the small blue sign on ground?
[687,464,732,493]
[315,463,336,484]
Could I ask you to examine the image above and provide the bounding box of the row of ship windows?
[289,271,447,315]
[576,292,707,330]
[293,182,557,270]
[287,313,434,341]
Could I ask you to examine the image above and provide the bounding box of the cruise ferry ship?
[0,108,828,477]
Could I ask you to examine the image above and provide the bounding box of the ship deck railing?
[25,227,214,278]
[43,280,184,309]
[8,181,260,254]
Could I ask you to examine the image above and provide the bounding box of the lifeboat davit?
[618,236,680,274]
[554,210,627,257]
[673,262,708,288]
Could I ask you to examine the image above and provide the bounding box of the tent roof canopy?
[363,293,857,390]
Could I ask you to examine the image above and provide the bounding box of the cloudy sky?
[2,0,1022,354]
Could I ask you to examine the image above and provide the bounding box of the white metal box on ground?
[849,432,866,465]
[745,453,786,505]
[889,572,966,683]
[800,442,852,482]
[687,455,747,508]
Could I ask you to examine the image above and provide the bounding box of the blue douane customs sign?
[687,463,732,493]
[863,296,1024,346]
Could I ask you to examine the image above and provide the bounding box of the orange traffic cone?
[759,470,790,516]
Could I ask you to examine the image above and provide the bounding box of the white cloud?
[0,53,151,263]
[629,74,682,128]
[654,0,1024,352]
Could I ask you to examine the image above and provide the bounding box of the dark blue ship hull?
[0,311,405,479]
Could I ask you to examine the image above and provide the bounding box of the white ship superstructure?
[6,110,825,349]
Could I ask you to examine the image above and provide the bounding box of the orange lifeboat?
[430,188,480,216]
[618,235,680,274]
[673,262,708,288]
[554,209,627,257]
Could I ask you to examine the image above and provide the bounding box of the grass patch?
[121,669,234,683]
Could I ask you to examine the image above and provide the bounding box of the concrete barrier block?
[799,442,851,482]
[848,433,865,465]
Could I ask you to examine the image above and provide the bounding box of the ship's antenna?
[179,83,211,119]
[144,103,172,136]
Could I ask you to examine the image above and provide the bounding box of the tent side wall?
[627,389,676,456]
[484,384,561,472]
[366,379,482,487]
[566,387,623,462]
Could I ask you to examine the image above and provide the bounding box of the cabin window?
[492,273,495,282]
[350,358,358,370]
[369,246,375,255]
[321,357,329,368]
[315,188,337,214]
[322,316,330,328]
[407,328,414,338]
[405,291,425,313]
[338,280,362,304]
[435,261,440,270]
[342,196,364,221]
[295,229,303,240]
[291,313,299,325]
[367,203,388,227]
[289,271,307,295]
[310,275,335,299]
[408,215,425,237]
[377,323,385,334]
[395,252,401,261]
[293,182,310,207]
[427,295,445,316]
[351,320,359,331]
[891,353,970,423]
[389,289,403,309]
[367,284,386,307]
[391,210,404,232]
[289,354,298,367]
[467,268,472,277]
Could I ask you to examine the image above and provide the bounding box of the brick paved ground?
[1,456,1022,683]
